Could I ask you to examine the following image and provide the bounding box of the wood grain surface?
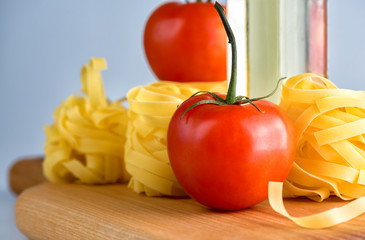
[15,182,365,240]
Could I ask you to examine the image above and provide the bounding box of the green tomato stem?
[214,2,237,105]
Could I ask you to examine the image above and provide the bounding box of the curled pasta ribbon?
[125,80,227,197]
[269,73,365,228]
[43,58,130,184]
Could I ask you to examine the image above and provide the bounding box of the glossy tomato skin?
[144,2,227,82]
[167,94,296,210]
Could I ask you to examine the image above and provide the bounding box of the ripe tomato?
[167,93,296,210]
[143,2,227,82]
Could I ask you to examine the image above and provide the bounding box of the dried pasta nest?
[43,58,130,184]
[125,80,227,197]
[269,73,365,228]
[279,73,365,201]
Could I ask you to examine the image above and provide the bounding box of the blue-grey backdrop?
[0,0,364,191]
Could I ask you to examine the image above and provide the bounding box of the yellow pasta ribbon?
[125,80,227,197]
[268,73,365,228]
[43,58,130,184]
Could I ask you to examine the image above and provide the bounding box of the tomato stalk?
[215,2,237,105]
[180,1,284,119]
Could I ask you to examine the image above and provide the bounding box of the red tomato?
[143,2,227,82]
[167,93,296,210]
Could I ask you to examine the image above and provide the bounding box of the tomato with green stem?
[167,2,297,210]
[143,1,227,82]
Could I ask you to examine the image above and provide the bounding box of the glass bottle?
[227,0,327,103]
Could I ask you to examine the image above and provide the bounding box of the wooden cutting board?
[15,182,365,240]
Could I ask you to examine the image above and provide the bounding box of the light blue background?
[0,0,365,193]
